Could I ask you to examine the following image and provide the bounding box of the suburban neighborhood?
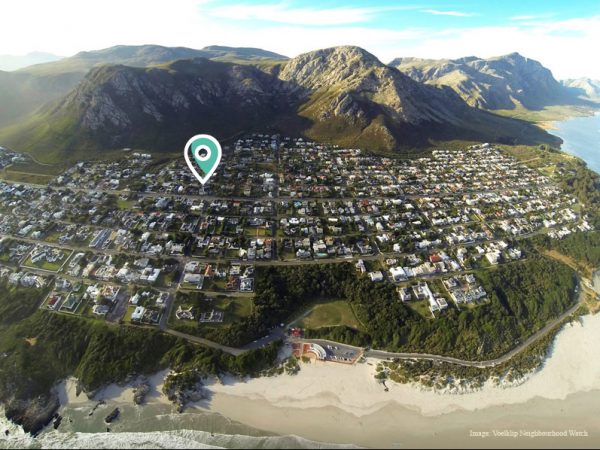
[0,135,593,336]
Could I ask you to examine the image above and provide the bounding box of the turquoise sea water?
[551,112,600,175]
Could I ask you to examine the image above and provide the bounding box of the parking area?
[322,342,362,363]
[292,339,363,364]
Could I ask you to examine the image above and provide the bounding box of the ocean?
[551,111,600,175]
[552,110,600,295]
[0,403,359,449]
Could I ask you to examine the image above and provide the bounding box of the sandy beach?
[55,369,172,408]
[207,314,600,417]
[199,313,600,447]
[2,314,600,448]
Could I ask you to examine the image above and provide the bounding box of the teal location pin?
[184,134,222,185]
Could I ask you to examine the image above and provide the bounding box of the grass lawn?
[244,227,268,237]
[201,296,254,325]
[4,159,66,175]
[0,158,65,184]
[0,252,13,263]
[156,270,178,288]
[43,231,64,244]
[0,170,54,185]
[207,278,228,291]
[124,305,136,322]
[180,281,203,291]
[406,299,433,319]
[295,299,363,330]
[23,258,62,272]
[116,199,136,209]
[22,248,72,272]
[167,295,253,336]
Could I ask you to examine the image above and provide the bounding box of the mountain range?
[0,52,62,71]
[1,44,596,162]
[389,53,587,111]
[0,45,287,128]
[562,78,600,101]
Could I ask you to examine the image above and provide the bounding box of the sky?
[1,0,600,79]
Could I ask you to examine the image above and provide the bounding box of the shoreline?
[3,312,600,448]
[205,316,600,419]
[549,110,600,175]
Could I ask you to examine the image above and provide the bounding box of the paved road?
[1,173,587,364]
[365,282,586,368]
[293,280,586,368]
[163,328,246,356]
[0,177,554,204]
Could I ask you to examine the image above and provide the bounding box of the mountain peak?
[0,44,560,161]
[201,45,288,60]
[391,52,567,110]
[504,51,524,59]
[280,45,388,91]
[300,45,381,62]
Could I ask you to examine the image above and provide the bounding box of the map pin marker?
[184,134,222,185]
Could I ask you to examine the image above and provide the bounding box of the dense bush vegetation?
[228,259,575,360]
[0,257,579,417]
[193,259,578,360]
[532,231,600,270]
[559,163,600,227]
[0,280,49,326]
[0,311,280,408]
[202,264,357,347]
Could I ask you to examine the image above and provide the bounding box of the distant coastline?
[551,110,600,174]
[3,313,600,448]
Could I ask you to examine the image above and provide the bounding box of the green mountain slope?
[0,45,288,128]
[390,53,589,112]
[280,47,558,151]
[0,58,303,162]
[0,46,559,162]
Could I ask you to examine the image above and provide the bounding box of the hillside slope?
[562,78,600,101]
[279,47,557,151]
[390,53,579,111]
[0,46,559,161]
[0,45,288,127]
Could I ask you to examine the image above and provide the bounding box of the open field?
[0,169,55,185]
[295,299,363,330]
[0,157,68,184]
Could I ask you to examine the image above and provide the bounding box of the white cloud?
[420,9,475,17]
[206,3,425,26]
[397,16,600,79]
[510,13,556,21]
[0,0,204,56]
[0,2,599,80]
[207,3,380,26]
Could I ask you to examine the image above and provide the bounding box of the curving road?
[168,278,587,369]
[303,280,586,368]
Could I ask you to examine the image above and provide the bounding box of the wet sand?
[2,314,600,448]
[201,314,600,448]
[209,389,600,448]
